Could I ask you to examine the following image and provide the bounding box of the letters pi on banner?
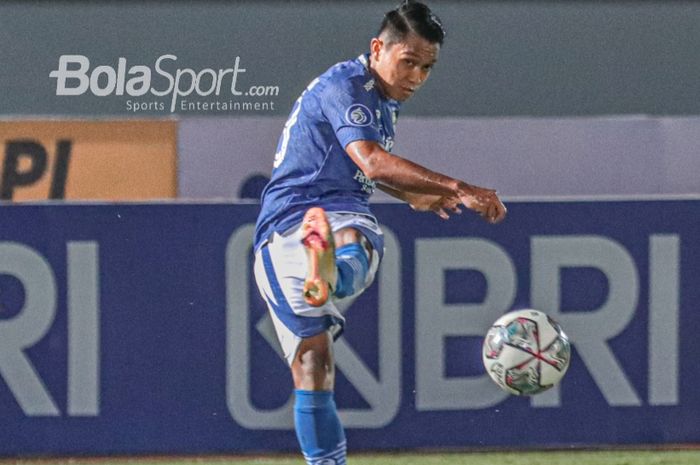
[0,121,176,201]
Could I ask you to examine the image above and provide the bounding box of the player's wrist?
[453,180,473,197]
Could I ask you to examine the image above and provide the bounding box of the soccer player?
[253,1,506,463]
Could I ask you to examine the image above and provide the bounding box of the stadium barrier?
[0,199,697,456]
[177,116,700,200]
[0,121,177,200]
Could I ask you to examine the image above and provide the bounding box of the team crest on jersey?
[345,103,373,127]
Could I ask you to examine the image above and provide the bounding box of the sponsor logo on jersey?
[375,109,384,131]
[383,136,394,152]
[353,169,376,194]
[364,79,375,92]
[345,104,373,127]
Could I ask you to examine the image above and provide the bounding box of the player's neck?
[367,56,391,101]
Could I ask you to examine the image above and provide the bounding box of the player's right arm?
[346,140,507,223]
[377,184,462,220]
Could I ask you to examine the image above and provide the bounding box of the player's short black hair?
[378,1,445,46]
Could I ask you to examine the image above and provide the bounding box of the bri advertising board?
[0,199,698,456]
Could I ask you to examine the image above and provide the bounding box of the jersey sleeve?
[321,79,383,149]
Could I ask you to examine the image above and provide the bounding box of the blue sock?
[294,390,347,465]
[334,243,370,299]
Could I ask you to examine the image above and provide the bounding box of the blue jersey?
[253,54,401,252]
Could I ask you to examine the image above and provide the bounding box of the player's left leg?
[291,331,347,465]
[294,211,378,465]
[254,229,346,464]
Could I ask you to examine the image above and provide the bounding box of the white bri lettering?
[0,242,100,416]
[531,236,641,407]
[415,238,516,410]
[415,234,681,411]
[229,226,681,426]
[648,235,680,405]
[531,235,679,407]
[67,243,101,415]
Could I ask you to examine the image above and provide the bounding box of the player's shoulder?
[318,55,377,100]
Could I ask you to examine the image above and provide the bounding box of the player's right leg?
[301,208,376,307]
[301,207,337,307]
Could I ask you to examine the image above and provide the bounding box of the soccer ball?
[482,309,571,396]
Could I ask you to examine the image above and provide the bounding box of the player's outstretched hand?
[458,183,507,224]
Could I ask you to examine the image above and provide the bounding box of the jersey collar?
[357,53,400,107]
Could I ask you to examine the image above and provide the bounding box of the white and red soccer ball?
[482,309,571,396]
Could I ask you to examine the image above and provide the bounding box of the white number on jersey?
[273,78,320,168]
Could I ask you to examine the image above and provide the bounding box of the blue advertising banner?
[0,200,698,456]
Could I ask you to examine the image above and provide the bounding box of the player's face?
[370,32,440,101]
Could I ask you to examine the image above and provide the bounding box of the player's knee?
[292,333,334,390]
[334,227,364,248]
[298,348,330,376]
[333,227,373,299]
[295,350,333,390]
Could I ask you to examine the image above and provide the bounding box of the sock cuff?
[336,242,369,263]
[294,389,334,409]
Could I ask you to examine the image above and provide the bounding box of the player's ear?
[370,38,383,60]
